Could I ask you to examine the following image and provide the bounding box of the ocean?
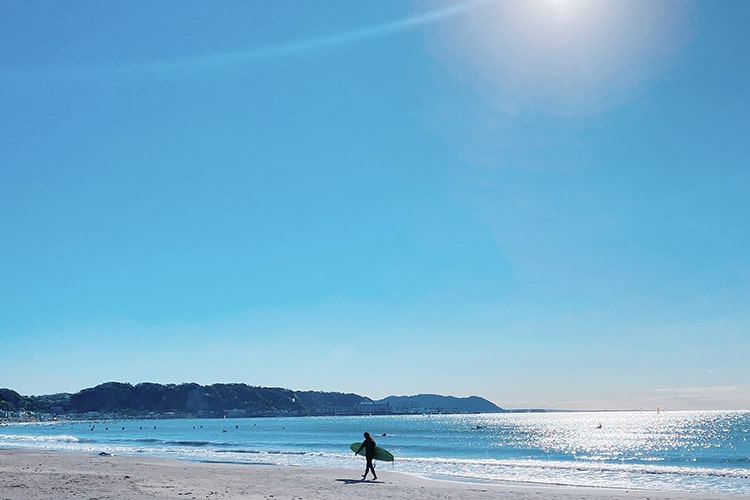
[1,410,748,495]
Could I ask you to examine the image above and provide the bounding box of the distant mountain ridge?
[377,394,503,413]
[0,382,504,418]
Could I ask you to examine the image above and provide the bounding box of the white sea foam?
[0,433,80,443]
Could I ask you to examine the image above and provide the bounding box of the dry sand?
[0,448,743,499]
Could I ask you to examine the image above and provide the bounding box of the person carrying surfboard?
[355,432,378,480]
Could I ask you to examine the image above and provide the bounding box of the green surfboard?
[350,442,394,462]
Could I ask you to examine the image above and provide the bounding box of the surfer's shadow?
[335,479,384,485]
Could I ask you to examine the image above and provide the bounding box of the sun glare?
[427,0,691,114]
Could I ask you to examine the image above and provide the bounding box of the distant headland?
[0,382,520,421]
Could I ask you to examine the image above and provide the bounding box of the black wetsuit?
[357,438,376,460]
[357,436,378,480]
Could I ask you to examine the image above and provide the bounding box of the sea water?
[1,411,748,494]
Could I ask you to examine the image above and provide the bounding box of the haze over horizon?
[2,0,748,411]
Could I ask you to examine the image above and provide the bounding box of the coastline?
[0,448,744,499]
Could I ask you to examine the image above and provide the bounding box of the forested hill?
[0,382,504,418]
[378,394,503,413]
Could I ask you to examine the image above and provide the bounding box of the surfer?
[355,432,378,480]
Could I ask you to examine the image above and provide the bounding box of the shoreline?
[1,448,745,499]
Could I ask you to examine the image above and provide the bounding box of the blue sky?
[1,0,748,410]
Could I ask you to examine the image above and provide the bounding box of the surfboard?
[350,442,394,462]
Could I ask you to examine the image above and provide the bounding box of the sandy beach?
[0,449,743,500]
